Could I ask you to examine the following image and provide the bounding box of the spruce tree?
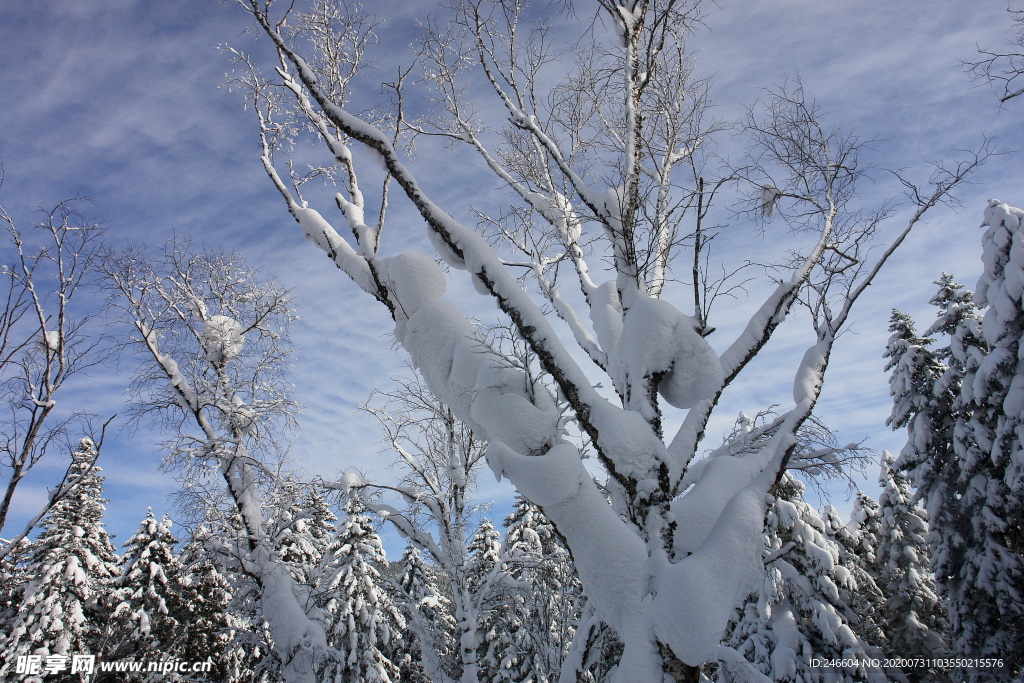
[822,504,887,651]
[465,518,505,681]
[494,497,582,682]
[890,276,980,641]
[874,452,946,679]
[719,476,891,682]
[392,544,457,682]
[947,200,1024,676]
[109,509,188,662]
[177,524,240,681]
[0,439,119,679]
[321,496,403,682]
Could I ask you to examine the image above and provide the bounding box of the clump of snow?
[615,295,722,410]
[487,442,583,507]
[398,296,559,455]
[376,253,447,317]
[199,315,245,365]
[338,472,367,493]
[589,281,624,354]
[35,329,60,354]
[231,395,257,434]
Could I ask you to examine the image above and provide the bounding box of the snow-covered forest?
[2,0,1024,681]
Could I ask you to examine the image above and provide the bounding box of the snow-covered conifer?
[944,200,1024,676]
[109,510,188,661]
[822,504,887,651]
[0,536,31,622]
[176,524,242,681]
[392,544,457,682]
[875,452,946,677]
[272,480,336,587]
[885,309,942,432]
[321,496,403,682]
[0,439,119,678]
[491,497,582,682]
[719,476,891,682]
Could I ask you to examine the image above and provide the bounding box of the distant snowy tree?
[0,197,110,553]
[392,544,457,683]
[822,504,887,653]
[177,524,241,682]
[719,475,892,683]
[885,309,941,432]
[272,479,336,587]
[321,496,403,682]
[493,497,583,682]
[230,0,987,676]
[0,439,119,679]
[464,518,508,682]
[874,452,946,678]
[108,509,188,665]
[888,275,984,675]
[105,242,331,682]
[350,373,491,683]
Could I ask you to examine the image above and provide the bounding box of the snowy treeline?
[0,440,582,682]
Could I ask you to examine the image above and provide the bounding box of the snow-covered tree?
[321,496,403,682]
[821,504,886,654]
[108,509,188,663]
[942,200,1024,677]
[392,543,457,683]
[464,518,507,681]
[105,242,331,682]
[888,275,983,669]
[0,534,30,610]
[719,475,892,682]
[493,497,583,682]
[350,373,491,683]
[177,523,241,682]
[0,198,110,554]
[0,439,119,679]
[271,479,337,587]
[228,0,987,676]
[874,452,946,677]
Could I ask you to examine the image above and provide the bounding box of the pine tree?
[0,439,120,679]
[822,504,886,651]
[392,544,457,682]
[465,518,505,681]
[492,497,582,682]
[946,200,1024,676]
[885,309,942,434]
[890,275,980,641]
[176,524,240,681]
[109,509,188,664]
[273,480,337,589]
[321,496,403,682]
[0,536,31,624]
[719,476,891,682]
[874,453,946,679]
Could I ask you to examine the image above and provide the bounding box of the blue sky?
[1,0,1022,553]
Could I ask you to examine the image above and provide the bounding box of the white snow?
[199,314,245,365]
[615,295,722,410]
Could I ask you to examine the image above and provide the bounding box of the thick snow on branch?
[614,295,722,412]
[389,257,560,455]
[199,314,245,365]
